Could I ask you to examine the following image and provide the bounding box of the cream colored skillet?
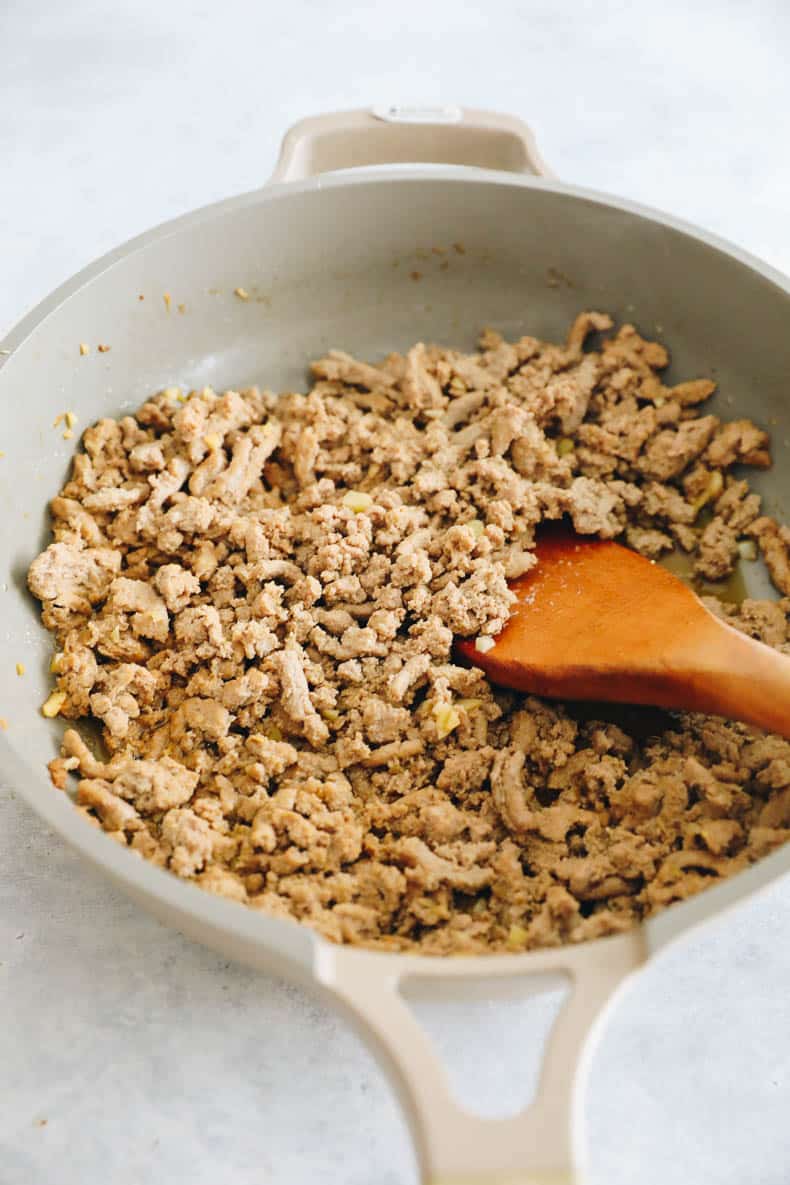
[2,107,790,1185]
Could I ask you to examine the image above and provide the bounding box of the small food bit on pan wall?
[27,314,790,954]
[54,411,79,441]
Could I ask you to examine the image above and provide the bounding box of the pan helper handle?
[314,929,645,1185]
[269,106,552,183]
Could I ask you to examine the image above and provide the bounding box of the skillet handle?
[269,106,552,183]
[314,929,645,1184]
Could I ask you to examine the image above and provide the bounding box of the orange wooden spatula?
[456,525,790,738]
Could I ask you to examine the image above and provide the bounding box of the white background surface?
[2,1,790,1182]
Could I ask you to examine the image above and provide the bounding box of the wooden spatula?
[456,525,790,738]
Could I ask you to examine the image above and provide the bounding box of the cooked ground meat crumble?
[28,313,790,954]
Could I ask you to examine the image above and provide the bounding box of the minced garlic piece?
[738,539,758,561]
[506,924,528,951]
[15,662,25,676]
[467,519,485,538]
[79,343,90,356]
[203,433,222,451]
[65,411,77,429]
[62,429,74,440]
[556,437,574,456]
[693,469,723,513]
[234,287,250,300]
[163,386,182,400]
[456,698,483,713]
[342,491,373,513]
[433,702,461,739]
[475,636,496,653]
[50,653,64,673]
[163,292,172,311]
[41,690,67,718]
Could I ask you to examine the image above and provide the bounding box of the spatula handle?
[678,617,790,739]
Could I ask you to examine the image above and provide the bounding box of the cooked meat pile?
[28,314,790,953]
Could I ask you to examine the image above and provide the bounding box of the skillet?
[2,106,789,1184]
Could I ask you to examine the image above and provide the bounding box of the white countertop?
[2,2,790,1182]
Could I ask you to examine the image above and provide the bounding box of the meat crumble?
[28,314,790,954]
